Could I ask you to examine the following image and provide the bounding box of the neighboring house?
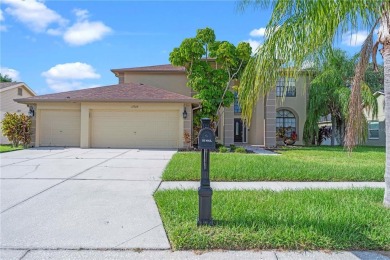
[0,82,36,144]
[16,64,309,149]
[364,91,385,146]
[318,91,385,146]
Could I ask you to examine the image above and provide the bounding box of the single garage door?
[91,110,179,148]
[39,110,81,147]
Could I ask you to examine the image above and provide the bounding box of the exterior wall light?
[183,107,188,119]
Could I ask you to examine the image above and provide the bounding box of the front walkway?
[159,181,385,191]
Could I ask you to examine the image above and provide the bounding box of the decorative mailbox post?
[197,118,215,226]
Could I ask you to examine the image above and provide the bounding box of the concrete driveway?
[0,148,175,251]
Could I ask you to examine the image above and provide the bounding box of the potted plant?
[284,130,297,145]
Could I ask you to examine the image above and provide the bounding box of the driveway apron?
[0,148,175,250]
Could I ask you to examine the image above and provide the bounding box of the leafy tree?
[303,50,378,146]
[1,113,32,148]
[0,73,13,82]
[238,0,390,207]
[169,27,251,127]
[365,64,384,93]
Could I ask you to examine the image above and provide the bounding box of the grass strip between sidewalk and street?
[162,146,385,181]
[154,188,390,251]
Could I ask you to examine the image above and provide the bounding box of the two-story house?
[16,64,309,149]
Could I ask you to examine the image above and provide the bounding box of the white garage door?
[40,110,81,147]
[91,110,180,149]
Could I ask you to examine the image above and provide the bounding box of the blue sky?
[1,0,372,95]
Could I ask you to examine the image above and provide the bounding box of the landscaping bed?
[163,146,385,181]
[154,188,390,250]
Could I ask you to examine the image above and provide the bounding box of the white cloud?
[2,1,111,46]
[0,9,7,31]
[63,20,112,46]
[342,31,369,46]
[245,39,262,54]
[42,62,100,80]
[73,8,89,21]
[42,62,100,92]
[3,0,67,32]
[0,67,21,81]
[250,27,266,37]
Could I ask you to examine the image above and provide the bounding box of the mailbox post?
[197,118,215,226]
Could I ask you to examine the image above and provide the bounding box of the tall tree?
[169,27,251,127]
[0,73,13,82]
[304,50,378,146]
[239,0,390,207]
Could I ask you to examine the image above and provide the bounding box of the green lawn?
[163,146,385,181]
[154,188,390,250]
[0,144,23,153]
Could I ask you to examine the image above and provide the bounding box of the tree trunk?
[384,43,390,208]
[331,116,336,146]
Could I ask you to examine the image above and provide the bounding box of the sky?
[0,0,374,95]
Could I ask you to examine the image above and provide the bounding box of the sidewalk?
[159,181,385,191]
[1,249,389,259]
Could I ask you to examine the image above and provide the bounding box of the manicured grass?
[163,146,385,181]
[0,144,23,153]
[154,188,390,250]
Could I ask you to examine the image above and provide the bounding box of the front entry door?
[234,119,243,142]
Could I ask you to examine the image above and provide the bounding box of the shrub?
[1,112,32,148]
[229,144,236,152]
[235,147,246,153]
[219,146,229,153]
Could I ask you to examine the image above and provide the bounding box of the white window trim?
[368,121,380,140]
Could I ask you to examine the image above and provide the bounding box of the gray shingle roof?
[16,82,199,104]
[111,64,185,73]
[0,82,23,89]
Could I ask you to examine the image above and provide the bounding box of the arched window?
[276,109,296,138]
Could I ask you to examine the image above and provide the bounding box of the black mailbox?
[198,128,215,150]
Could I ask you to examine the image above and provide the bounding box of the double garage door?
[39,109,180,149]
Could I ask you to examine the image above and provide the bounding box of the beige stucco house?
[1,82,36,144]
[111,65,310,147]
[364,91,386,146]
[17,82,199,149]
[16,64,309,149]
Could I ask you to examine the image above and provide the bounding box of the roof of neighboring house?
[374,90,384,97]
[15,82,200,104]
[111,64,186,74]
[0,82,37,96]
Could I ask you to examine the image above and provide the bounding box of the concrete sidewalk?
[159,181,385,191]
[1,249,389,260]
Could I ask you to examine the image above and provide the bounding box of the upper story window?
[368,121,379,139]
[234,92,241,113]
[276,77,296,97]
[18,88,23,96]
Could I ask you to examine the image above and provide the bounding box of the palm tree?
[239,0,390,207]
[304,50,378,146]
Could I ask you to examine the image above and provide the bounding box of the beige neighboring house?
[16,64,309,149]
[364,91,385,146]
[0,82,36,144]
